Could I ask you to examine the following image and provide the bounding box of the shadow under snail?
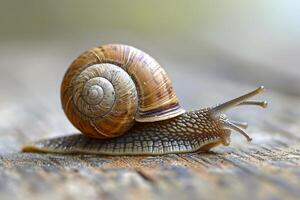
[22,44,268,155]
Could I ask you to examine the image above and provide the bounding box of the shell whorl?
[61,44,185,138]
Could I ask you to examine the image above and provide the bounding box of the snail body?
[22,44,267,155]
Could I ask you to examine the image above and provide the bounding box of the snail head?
[210,86,267,143]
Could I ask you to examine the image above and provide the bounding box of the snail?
[22,44,268,155]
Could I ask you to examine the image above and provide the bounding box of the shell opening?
[136,104,185,122]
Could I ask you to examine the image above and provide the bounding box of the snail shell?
[61,44,185,138]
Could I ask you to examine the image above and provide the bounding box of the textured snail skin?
[22,109,230,155]
[22,86,267,155]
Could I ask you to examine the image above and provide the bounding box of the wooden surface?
[0,43,300,200]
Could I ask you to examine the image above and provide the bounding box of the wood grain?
[0,44,299,200]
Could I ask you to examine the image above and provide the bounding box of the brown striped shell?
[61,44,185,138]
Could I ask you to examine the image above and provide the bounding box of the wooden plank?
[0,44,300,200]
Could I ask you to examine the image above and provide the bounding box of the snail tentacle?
[212,86,265,114]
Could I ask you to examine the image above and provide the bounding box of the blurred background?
[0,0,299,140]
[1,2,300,199]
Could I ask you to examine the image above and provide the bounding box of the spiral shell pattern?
[61,44,185,138]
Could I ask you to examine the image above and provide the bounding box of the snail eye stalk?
[237,100,268,108]
[212,86,266,114]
